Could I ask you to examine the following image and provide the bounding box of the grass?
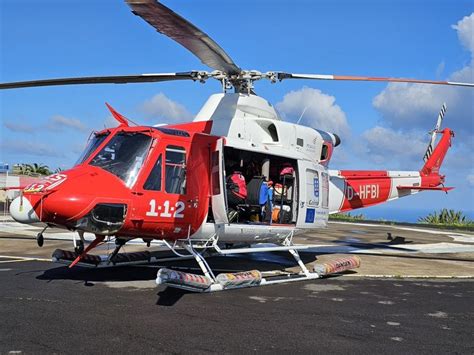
[329,212,366,221]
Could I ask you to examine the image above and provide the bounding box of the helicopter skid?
[51,249,194,268]
[157,270,321,293]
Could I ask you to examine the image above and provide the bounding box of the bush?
[329,212,365,221]
[418,209,473,226]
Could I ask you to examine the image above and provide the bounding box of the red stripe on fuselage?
[340,170,389,178]
[340,173,391,211]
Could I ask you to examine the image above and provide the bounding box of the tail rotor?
[423,103,447,163]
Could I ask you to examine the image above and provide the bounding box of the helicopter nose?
[10,196,40,224]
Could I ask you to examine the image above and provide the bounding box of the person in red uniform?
[226,170,247,207]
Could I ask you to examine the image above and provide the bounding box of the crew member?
[226,170,247,207]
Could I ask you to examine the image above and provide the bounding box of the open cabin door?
[296,160,329,229]
[211,138,229,225]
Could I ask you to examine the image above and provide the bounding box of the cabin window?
[143,154,162,191]
[268,124,279,142]
[211,151,220,195]
[297,138,304,147]
[321,143,331,161]
[165,145,186,194]
[321,172,329,208]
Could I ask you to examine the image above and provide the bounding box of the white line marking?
[330,221,472,237]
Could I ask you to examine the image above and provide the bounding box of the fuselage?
[9,93,452,245]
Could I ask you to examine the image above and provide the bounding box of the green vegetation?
[329,212,366,221]
[418,209,473,227]
[12,163,52,176]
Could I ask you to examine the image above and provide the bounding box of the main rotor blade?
[0,72,196,90]
[277,73,474,88]
[126,0,240,75]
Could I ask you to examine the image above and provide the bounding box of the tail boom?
[328,128,454,214]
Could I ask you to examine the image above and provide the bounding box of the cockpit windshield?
[75,132,110,166]
[89,132,152,187]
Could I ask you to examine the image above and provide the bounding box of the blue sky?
[1,0,473,221]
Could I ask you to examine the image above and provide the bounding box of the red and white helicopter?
[2,1,473,292]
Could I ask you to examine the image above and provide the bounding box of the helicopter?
[2,0,473,292]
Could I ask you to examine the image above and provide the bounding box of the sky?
[1,0,473,221]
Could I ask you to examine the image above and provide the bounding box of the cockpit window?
[75,132,110,165]
[90,132,152,187]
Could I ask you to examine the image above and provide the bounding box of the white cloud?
[361,126,427,168]
[3,121,35,133]
[141,93,193,123]
[452,13,474,53]
[436,61,445,78]
[276,87,350,138]
[47,115,88,132]
[373,13,474,137]
[372,83,444,128]
[0,139,63,158]
[468,174,474,187]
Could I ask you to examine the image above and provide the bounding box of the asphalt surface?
[0,220,473,354]
[0,260,473,354]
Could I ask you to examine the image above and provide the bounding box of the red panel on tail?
[421,128,453,176]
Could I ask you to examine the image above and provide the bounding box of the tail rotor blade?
[423,103,447,163]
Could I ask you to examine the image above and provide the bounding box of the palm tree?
[23,163,52,176]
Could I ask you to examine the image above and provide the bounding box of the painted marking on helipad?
[330,221,472,237]
[0,255,50,262]
[448,235,474,243]
[306,242,474,255]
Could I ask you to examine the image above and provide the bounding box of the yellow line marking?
[0,259,35,264]
[0,255,50,262]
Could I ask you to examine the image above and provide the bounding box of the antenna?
[296,104,312,125]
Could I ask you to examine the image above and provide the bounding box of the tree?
[23,163,52,176]
[418,209,472,226]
